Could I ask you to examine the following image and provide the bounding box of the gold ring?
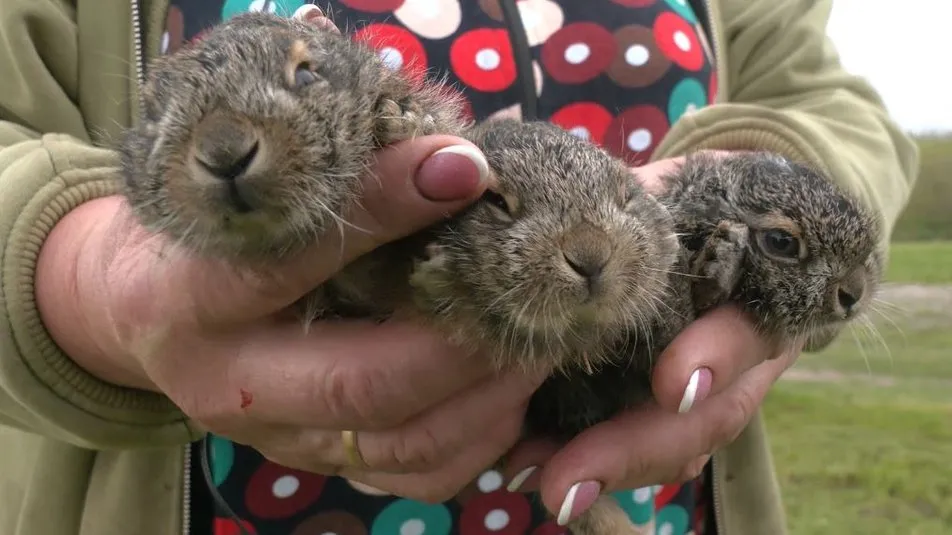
[341,430,367,468]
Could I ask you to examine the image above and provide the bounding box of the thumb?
[186,135,490,323]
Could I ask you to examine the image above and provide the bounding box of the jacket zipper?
[182,444,193,535]
[130,0,146,118]
[699,0,726,104]
[130,2,193,532]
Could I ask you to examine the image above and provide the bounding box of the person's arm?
[0,0,196,448]
[654,0,919,242]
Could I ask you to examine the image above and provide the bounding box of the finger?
[650,304,778,414]
[629,157,683,195]
[182,135,490,324]
[162,319,497,431]
[535,350,796,520]
[353,367,546,472]
[498,437,562,493]
[255,365,545,473]
[631,150,733,195]
[340,411,525,503]
[673,454,711,485]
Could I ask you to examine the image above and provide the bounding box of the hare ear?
[292,4,342,34]
[690,220,750,312]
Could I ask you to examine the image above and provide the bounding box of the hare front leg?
[690,220,749,312]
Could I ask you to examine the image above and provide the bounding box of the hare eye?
[294,63,320,87]
[760,229,801,259]
[481,190,515,220]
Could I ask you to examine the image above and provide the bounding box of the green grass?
[891,135,952,242]
[885,242,952,284]
[763,240,952,534]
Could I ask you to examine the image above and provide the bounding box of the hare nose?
[564,251,607,279]
[193,112,259,182]
[562,222,613,286]
[835,274,866,314]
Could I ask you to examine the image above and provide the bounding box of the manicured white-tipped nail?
[678,367,712,414]
[557,482,581,526]
[432,145,490,187]
[506,466,537,492]
[678,368,701,413]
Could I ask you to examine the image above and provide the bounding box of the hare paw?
[374,98,438,146]
[691,220,749,311]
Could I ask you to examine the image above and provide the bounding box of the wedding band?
[341,430,367,468]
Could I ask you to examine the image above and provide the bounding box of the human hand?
[499,153,800,525]
[36,134,547,503]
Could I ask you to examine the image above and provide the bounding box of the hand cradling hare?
[118,11,884,535]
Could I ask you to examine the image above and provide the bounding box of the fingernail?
[678,367,713,413]
[557,480,601,526]
[415,145,489,202]
[506,466,537,492]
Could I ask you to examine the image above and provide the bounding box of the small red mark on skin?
[240,389,253,409]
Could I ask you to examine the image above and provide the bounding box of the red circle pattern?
[604,104,669,165]
[450,28,518,92]
[352,23,429,83]
[459,490,532,535]
[213,518,257,535]
[549,102,614,145]
[244,462,327,519]
[340,0,405,13]
[541,22,617,84]
[653,11,704,71]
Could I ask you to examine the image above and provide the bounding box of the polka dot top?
[160,1,719,534]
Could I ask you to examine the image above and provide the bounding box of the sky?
[826,0,951,134]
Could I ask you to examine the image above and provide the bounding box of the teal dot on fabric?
[371,499,452,535]
[663,0,698,24]
[667,78,707,124]
[611,487,655,525]
[656,504,690,535]
[208,435,235,487]
[221,0,306,21]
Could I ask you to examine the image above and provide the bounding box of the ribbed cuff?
[2,134,198,447]
[652,103,831,177]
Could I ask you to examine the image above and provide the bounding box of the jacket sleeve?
[0,0,198,448]
[653,0,920,242]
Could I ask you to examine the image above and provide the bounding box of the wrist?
[35,196,157,391]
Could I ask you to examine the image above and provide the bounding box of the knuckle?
[677,456,710,483]
[319,360,396,429]
[386,424,447,472]
[712,389,758,447]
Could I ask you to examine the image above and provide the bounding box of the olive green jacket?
[0,0,918,534]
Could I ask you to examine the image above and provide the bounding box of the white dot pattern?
[271,475,300,499]
[477,470,504,493]
[624,44,650,67]
[627,128,652,152]
[673,30,691,52]
[484,509,510,531]
[476,48,501,70]
[400,518,426,535]
[564,43,591,64]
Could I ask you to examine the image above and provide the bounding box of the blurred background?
[764,2,951,533]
